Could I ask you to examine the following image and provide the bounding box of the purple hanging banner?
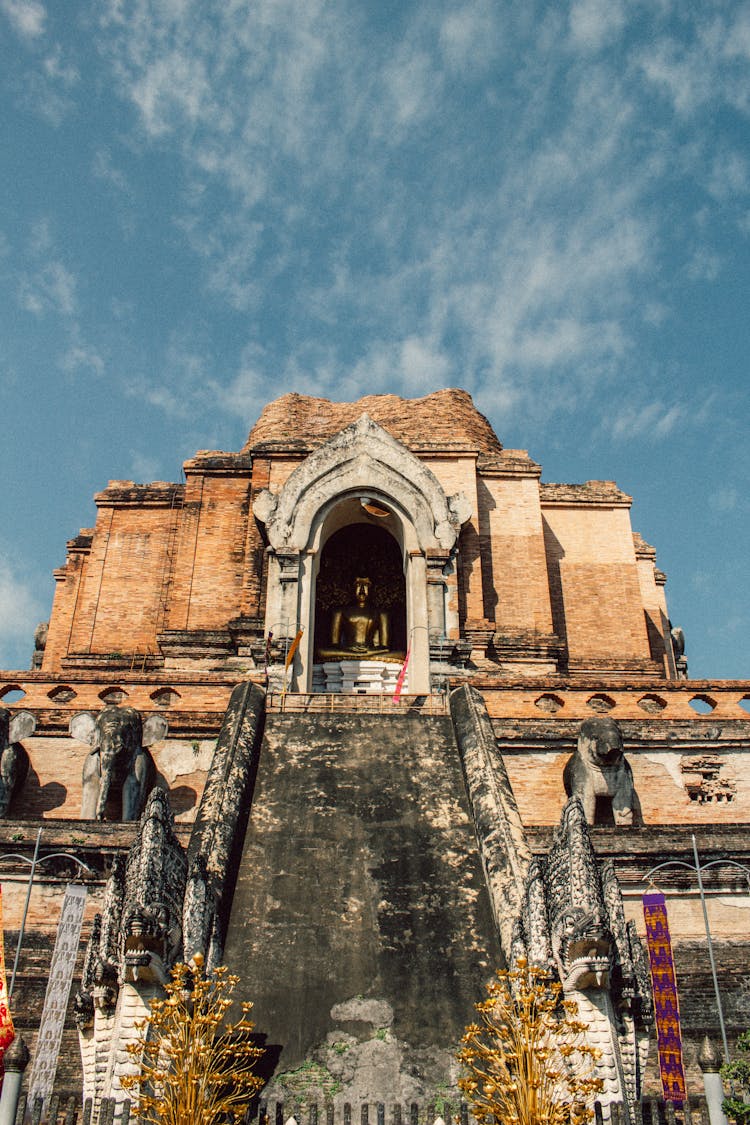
[642,891,686,1104]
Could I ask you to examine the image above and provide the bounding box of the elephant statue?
[0,707,35,817]
[70,706,167,821]
[563,716,641,826]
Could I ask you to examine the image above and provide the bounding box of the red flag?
[392,647,411,703]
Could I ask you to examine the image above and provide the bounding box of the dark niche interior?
[314,524,406,658]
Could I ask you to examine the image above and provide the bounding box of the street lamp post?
[645,833,750,1064]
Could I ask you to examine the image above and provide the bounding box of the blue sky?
[1,0,748,679]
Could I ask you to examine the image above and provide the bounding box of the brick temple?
[1,389,748,1118]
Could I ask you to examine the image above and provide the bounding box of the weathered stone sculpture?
[0,706,35,818]
[671,624,688,678]
[563,716,640,826]
[512,797,652,1125]
[182,854,220,969]
[31,621,48,670]
[70,706,167,821]
[76,790,188,1120]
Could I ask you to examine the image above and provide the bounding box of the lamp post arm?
[0,836,95,1000]
[644,858,695,882]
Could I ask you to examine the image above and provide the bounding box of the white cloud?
[92,148,130,194]
[639,13,750,118]
[130,50,213,137]
[43,47,79,87]
[708,150,749,201]
[686,247,721,281]
[569,0,625,52]
[0,554,43,661]
[608,400,687,442]
[18,260,77,316]
[75,1,748,443]
[439,1,498,72]
[212,364,272,420]
[130,452,163,482]
[28,217,52,255]
[400,336,451,390]
[379,46,438,129]
[0,0,45,39]
[61,344,105,377]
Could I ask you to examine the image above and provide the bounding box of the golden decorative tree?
[458,959,603,1125]
[121,954,265,1125]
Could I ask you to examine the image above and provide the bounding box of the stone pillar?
[272,551,301,640]
[426,550,450,639]
[0,1035,30,1125]
[699,1035,729,1125]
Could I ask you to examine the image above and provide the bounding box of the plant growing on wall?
[121,954,265,1124]
[458,959,603,1125]
[722,1030,750,1125]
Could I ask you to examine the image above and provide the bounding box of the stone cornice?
[477,449,542,477]
[94,481,185,508]
[539,479,634,506]
[540,480,632,507]
[182,451,254,474]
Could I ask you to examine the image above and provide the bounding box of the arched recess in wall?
[313,518,407,659]
[253,414,471,693]
[300,487,427,692]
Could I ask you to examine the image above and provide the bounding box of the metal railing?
[267,692,449,715]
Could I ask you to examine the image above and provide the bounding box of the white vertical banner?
[25,884,87,1117]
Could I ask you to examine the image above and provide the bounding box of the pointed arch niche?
[252,415,471,693]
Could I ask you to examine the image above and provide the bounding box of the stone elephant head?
[70,706,167,822]
[0,707,35,818]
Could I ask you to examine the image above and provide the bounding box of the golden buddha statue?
[317,577,404,661]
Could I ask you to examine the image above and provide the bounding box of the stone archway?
[252,413,471,693]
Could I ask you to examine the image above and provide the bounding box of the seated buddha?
[317,577,404,662]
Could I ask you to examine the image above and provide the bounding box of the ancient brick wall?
[35,391,673,682]
[634,533,671,670]
[489,703,750,828]
[76,507,177,656]
[172,473,251,631]
[480,474,554,635]
[46,485,182,661]
[1,673,749,1101]
[42,533,93,671]
[541,493,653,670]
[244,388,503,454]
[11,734,213,823]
